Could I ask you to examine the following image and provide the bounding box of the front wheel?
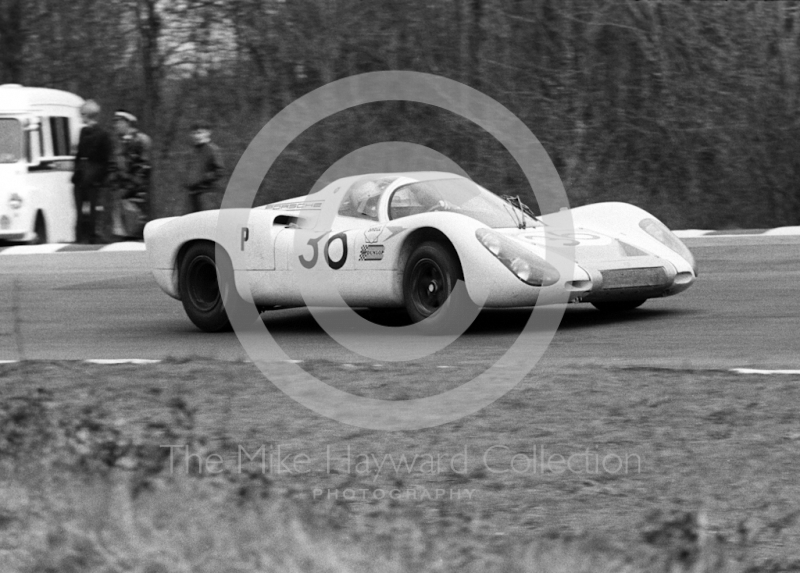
[591,299,646,313]
[178,242,244,332]
[403,241,476,332]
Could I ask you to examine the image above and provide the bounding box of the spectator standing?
[72,100,113,243]
[111,110,152,239]
[185,122,225,212]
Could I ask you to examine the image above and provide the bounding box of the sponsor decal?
[359,244,384,261]
[364,226,383,243]
[364,225,405,244]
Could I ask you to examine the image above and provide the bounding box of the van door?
[30,114,77,242]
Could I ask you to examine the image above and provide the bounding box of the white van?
[0,84,84,243]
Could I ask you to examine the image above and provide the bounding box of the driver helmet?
[343,180,380,217]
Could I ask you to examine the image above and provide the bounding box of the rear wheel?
[178,242,245,332]
[591,299,646,312]
[33,213,48,244]
[403,241,475,332]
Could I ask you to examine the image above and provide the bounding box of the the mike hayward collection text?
[161,444,643,479]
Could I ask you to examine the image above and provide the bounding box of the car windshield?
[0,118,23,164]
[388,178,538,228]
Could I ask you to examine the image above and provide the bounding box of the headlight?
[475,228,560,286]
[639,218,698,275]
[8,193,22,210]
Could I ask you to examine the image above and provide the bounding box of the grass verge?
[1,360,799,572]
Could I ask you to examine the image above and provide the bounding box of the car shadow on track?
[466,306,696,333]
[257,305,698,335]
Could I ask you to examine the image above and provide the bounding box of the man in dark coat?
[72,100,113,243]
[111,110,152,238]
[185,122,225,212]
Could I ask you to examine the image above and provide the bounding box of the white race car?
[144,172,697,332]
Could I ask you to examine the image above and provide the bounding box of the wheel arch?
[397,227,462,277]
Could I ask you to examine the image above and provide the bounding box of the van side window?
[49,117,71,157]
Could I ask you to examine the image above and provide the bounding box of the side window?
[388,184,440,220]
[49,117,71,157]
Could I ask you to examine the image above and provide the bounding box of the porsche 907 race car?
[144,172,697,332]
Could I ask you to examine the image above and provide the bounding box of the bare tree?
[0,0,25,83]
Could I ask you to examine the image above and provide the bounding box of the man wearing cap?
[111,110,152,239]
[72,100,113,243]
[185,122,225,212]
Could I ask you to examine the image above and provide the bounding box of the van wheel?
[33,214,48,244]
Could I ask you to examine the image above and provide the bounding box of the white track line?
[763,226,800,236]
[2,360,799,374]
[731,368,800,375]
[0,243,145,255]
[1,359,162,364]
[0,244,68,254]
[98,242,147,252]
[84,359,162,365]
[673,230,714,238]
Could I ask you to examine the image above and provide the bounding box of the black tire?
[33,214,48,245]
[591,299,646,313]
[403,241,475,332]
[178,242,243,332]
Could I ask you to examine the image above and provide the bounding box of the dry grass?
[1,360,799,572]
[1,469,732,573]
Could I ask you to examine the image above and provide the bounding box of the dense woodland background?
[1,0,799,228]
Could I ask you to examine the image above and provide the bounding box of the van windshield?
[0,118,23,163]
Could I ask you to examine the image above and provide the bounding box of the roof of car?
[266,172,470,210]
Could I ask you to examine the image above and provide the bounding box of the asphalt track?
[1,235,799,370]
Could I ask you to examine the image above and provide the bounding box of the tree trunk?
[0,0,25,83]
[135,0,162,131]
